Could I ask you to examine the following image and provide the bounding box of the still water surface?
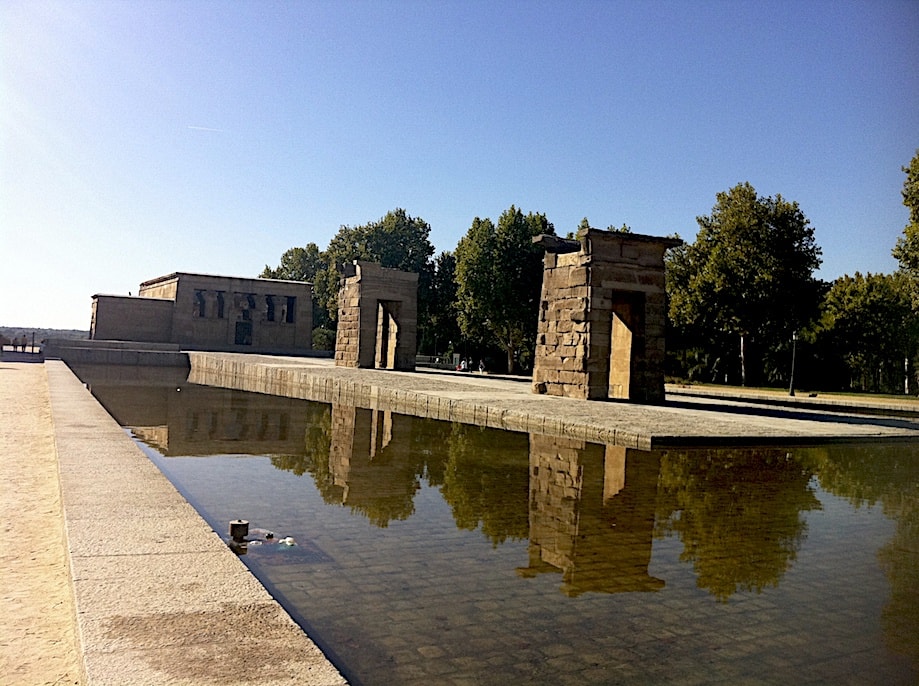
[80,367,918,685]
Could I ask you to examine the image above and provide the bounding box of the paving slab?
[44,360,347,685]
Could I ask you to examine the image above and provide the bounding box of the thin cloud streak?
[187,125,226,133]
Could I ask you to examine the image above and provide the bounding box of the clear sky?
[2,0,917,330]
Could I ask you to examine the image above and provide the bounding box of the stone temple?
[532,229,681,403]
[90,272,313,354]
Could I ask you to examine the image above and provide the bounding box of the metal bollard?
[229,519,249,542]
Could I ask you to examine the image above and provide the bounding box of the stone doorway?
[607,293,645,399]
[532,229,680,404]
[375,301,401,370]
[335,261,418,371]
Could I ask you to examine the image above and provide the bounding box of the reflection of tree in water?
[270,403,333,477]
[805,443,919,664]
[272,406,453,528]
[655,448,820,601]
[440,424,530,546]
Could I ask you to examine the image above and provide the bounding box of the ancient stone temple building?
[90,272,313,353]
[334,261,418,370]
[531,229,681,403]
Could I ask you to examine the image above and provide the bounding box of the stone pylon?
[532,229,681,403]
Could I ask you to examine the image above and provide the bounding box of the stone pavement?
[189,352,919,447]
[4,353,919,685]
[2,359,346,686]
[1,359,83,686]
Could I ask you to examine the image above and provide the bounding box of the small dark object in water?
[229,519,249,542]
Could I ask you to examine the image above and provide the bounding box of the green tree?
[818,272,919,393]
[421,251,460,356]
[454,206,554,373]
[668,183,822,386]
[892,149,919,277]
[260,243,324,282]
[261,243,332,331]
[314,208,435,328]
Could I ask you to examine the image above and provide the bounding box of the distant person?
[478,359,485,373]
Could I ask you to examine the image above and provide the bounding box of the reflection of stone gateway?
[520,435,665,596]
[532,229,681,403]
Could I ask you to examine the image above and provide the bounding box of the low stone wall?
[187,352,652,449]
[43,339,189,367]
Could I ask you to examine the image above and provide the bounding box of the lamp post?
[788,331,797,397]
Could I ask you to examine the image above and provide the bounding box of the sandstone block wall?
[532,229,680,404]
[90,294,174,342]
[91,272,313,354]
[335,261,418,370]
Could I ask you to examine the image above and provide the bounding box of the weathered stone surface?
[532,229,681,404]
[335,261,418,371]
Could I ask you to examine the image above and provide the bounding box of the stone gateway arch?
[532,229,681,404]
[334,261,419,371]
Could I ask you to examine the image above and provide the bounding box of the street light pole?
[789,331,797,397]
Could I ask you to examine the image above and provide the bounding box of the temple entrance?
[532,229,679,403]
[234,321,253,346]
[375,301,400,370]
[607,293,644,399]
[335,261,419,370]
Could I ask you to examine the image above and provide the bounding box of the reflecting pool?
[78,365,919,686]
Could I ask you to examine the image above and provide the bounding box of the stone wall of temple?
[90,294,174,342]
[335,261,418,370]
[91,272,313,354]
[532,229,680,403]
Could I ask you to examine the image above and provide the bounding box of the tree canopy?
[668,182,822,385]
[311,208,436,327]
[454,206,554,373]
[818,271,918,392]
[259,243,323,282]
[893,150,919,278]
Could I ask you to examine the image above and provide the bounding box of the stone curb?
[45,361,347,686]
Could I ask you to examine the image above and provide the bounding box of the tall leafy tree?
[668,183,822,386]
[819,272,919,393]
[421,251,461,356]
[260,243,324,282]
[893,149,919,282]
[454,205,554,373]
[312,208,436,327]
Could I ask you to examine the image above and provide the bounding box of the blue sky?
[2,0,917,330]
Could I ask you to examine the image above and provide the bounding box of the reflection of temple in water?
[327,405,424,526]
[519,435,664,596]
[74,364,318,457]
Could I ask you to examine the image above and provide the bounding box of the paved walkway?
[189,353,919,446]
[2,360,346,686]
[0,360,83,685]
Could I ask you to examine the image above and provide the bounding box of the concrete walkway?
[1,360,83,685]
[2,360,346,686]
